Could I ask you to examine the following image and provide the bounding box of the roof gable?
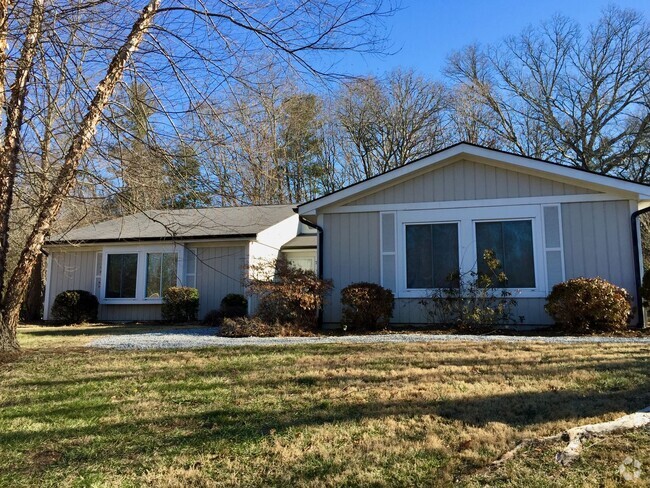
[299,143,650,214]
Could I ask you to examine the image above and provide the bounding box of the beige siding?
[322,212,380,323]
[47,250,97,319]
[193,245,247,320]
[561,200,636,294]
[345,159,598,206]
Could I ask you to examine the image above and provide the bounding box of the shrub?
[247,257,333,328]
[220,316,316,337]
[50,290,99,325]
[161,286,199,322]
[203,309,224,327]
[545,277,632,332]
[220,293,248,318]
[341,282,394,330]
[419,249,519,331]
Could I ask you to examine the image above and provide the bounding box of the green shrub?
[220,293,248,318]
[220,316,315,337]
[248,257,333,328]
[545,277,632,332]
[341,282,394,330]
[161,286,199,322]
[50,290,99,325]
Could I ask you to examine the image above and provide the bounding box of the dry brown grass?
[1,325,649,486]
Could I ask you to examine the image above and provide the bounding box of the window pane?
[105,254,137,298]
[476,221,535,288]
[161,253,178,294]
[406,223,459,289]
[146,253,162,297]
[146,252,177,298]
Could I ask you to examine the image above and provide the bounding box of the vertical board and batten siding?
[322,212,380,323]
[344,159,599,206]
[319,157,637,326]
[47,249,98,304]
[561,200,636,293]
[191,245,247,321]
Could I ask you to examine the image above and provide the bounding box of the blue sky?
[336,0,650,78]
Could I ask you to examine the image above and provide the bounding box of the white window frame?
[396,205,546,299]
[100,244,184,305]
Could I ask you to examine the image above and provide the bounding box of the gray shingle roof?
[48,205,296,244]
[281,234,317,249]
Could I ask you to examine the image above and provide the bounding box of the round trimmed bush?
[162,286,199,322]
[341,282,394,330]
[545,277,632,332]
[50,290,99,325]
[220,293,248,318]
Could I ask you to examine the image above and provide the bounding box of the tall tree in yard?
[0,0,392,351]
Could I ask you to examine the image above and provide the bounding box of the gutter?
[631,206,650,328]
[298,214,324,328]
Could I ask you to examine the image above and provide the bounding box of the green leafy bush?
[248,257,333,328]
[162,286,199,322]
[341,282,394,330]
[545,277,632,332]
[50,290,99,325]
[220,293,248,318]
[419,249,519,331]
[220,316,316,337]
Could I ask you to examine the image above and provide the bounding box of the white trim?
[395,205,547,299]
[99,244,183,305]
[322,193,627,214]
[541,204,566,289]
[299,144,650,214]
[43,253,53,320]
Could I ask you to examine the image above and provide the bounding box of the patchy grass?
[0,326,649,486]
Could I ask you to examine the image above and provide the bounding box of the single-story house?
[298,143,650,326]
[44,143,650,327]
[44,205,316,321]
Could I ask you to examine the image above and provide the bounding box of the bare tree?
[337,69,447,180]
[0,0,394,352]
[446,7,650,177]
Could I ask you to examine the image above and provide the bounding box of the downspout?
[298,215,324,328]
[631,206,650,328]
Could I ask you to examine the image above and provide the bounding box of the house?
[44,205,316,321]
[298,143,650,326]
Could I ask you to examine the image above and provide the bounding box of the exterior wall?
[46,243,248,322]
[46,249,99,319]
[561,200,636,293]
[192,245,247,320]
[344,159,599,206]
[320,200,637,327]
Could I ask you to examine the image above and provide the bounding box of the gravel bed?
[88,327,650,350]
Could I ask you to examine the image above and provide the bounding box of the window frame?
[100,245,183,304]
[396,205,546,299]
[403,220,461,292]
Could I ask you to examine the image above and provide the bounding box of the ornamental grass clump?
[545,277,632,333]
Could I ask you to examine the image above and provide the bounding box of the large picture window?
[105,254,138,298]
[406,223,459,288]
[146,252,178,298]
[475,220,535,288]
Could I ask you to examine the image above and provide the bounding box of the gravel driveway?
[88,327,650,350]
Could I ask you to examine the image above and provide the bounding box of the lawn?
[1,325,649,487]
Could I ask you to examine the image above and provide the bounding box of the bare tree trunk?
[0,0,160,352]
[0,0,43,301]
[23,253,43,322]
